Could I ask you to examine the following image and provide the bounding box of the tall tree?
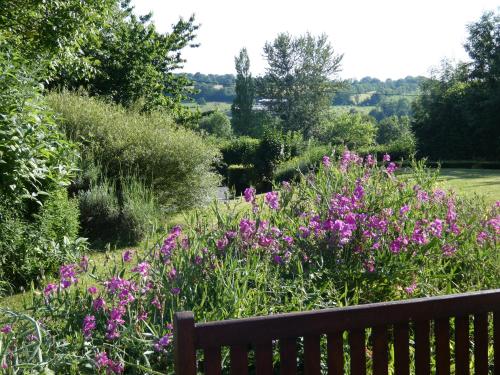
[257,33,343,136]
[231,48,255,135]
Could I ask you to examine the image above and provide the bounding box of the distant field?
[330,105,375,115]
[437,168,500,204]
[185,101,232,115]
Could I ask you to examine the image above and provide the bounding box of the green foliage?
[257,32,343,136]
[273,144,332,182]
[3,154,498,372]
[0,0,115,81]
[47,92,221,211]
[313,112,376,148]
[369,97,412,121]
[50,1,200,124]
[0,38,77,206]
[199,110,232,138]
[220,137,260,166]
[231,48,255,135]
[376,115,414,145]
[0,190,84,294]
[413,10,500,160]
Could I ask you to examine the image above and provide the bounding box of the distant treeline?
[183,73,425,107]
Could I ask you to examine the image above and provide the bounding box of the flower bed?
[1,152,498,373]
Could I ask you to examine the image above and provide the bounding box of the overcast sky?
[132,0,499,80]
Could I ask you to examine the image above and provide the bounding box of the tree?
[50,1,200,123]
[231,48,255,135]
[412,10,500,160]
[376,116,412,144]
[257,33,343,136]
[199,110,232,138]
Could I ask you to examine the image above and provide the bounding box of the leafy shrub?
[0,190,83,293]
[273,144,333,182]
[220,137,260,166]
[3,151,498,373]
[0,37,77,206]
[199,110,232,138]
[78,175,162,248]
[47,92,221,211]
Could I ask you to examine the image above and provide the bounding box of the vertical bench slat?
[255,341,273,375]
[230,345,248,375]
[474,313,489,375]
[415,320,430,375]
[174,312,197,375]
[204,347,222,375]
[372,326,388,375]
[435,318,451,375]
[304,335,321,375]
[454,316,470,375]
[494,311,500,375]
[327,332,344,375]
[279,338,297,375]
[394,322,410,375]
[349,329,366,375]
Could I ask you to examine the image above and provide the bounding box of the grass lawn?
[436,168,500,204]
[1,169,498,310]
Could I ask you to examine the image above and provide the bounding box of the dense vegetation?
[1,152,498,372]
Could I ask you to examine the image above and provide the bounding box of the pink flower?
[243,187,255,203]
[0,325,12,334]
[122,250,134,262]
[171,287,181,295]
[44,283,58,296]
[216,236,228,250]
[322,156,331,168]
[95,352,109,369]
[386,162,397,174]
[265,191,279,210]
[399,205,411,216]
[83,315,96,338]
[79,256,89,272]
[404,280,417,295]
[132,262,151,278]
[442,244,457,256]
[92,297,106,311]
[383,153,390,162]
[365,154,376,167]
[87,286,98,294]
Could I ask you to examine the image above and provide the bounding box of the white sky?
[132,0,499,80]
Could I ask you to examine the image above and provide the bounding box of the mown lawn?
[1,169,498,310]
[436,168,500,204]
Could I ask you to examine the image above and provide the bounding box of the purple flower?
[154,333,173,352]
[243,187,255,203]
[428,219,443,238]
[383,153,391,162]
[95,351,109,369]
[132,262,151,278]
[417,190,429,202]
[79,256,89,272]
[442,244,457,256]
[152,296,162,310]
[137,311,148,321]
[399,204,411,216]
[122,250,134,262]
[283,236,294,245]
[59,264,78,289]
[225,230,237,239]
[216,236,228,250]
[390,236,409,253]
[322,156,331,168]
[171,287,181,295]
[386,162,397,174]
[365,154,376,167]
[87,286,98,294]
[44,283,58,296]
[298,226,310,238]
[168,268,177,280]
[265,191,279,210]
[404,280,417,295]
[0,325,12,334]
[92,297,106,311]
[83,315,96,338]
[239,218,256,241]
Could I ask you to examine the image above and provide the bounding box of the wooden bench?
[174,289,500,374]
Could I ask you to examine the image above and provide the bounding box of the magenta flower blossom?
[428,219,443,238]
[132,262,151,278]
[399,204,411,216]
[299,226,310,238]
[92,297,106,312]
[404,280,417,295]
[383,153,390,162]
[365,154,376,167]
[95,352,110,369]
[152,296,162,310]
[168,267,177,280]
[265,191,279,210]
[216,236,228,250]
[137,311,148,321]
[417,190,429,202]
[243,187,255,203]
[87,286,98,294]
[442,244,457,256]
[154,333,173,352]
[171,287,181,295]
[239,218,256,241]
[386,162,397,174]
[283,236,294,245]
[0,325,12,334]
[322,156,331,168]
[122,250,134,262]
[44,283,58,296]
[225,230,237,239]
[82,315,96,338]
[59,264,78,289]
[390,236,409,253]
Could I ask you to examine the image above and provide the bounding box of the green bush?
[47,92,221,211]
[199,110,232,138]
[78,176,162,248]
[226,165,257,195]
[274,144,332,182]
[220,137,260,166]
[0,190,83,293]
